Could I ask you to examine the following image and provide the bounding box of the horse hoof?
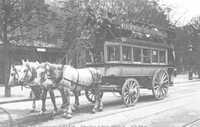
[49,115,54,120]
[63,113,72,119]
[40,110,46,114]
[92,108,97,114]
[52,110,57,114]
[71,106,76,111]
[98,108,103,112]
[61,105,65,109]
[72,105,79,112]
[29,110,36,113]
[54,108,58,113]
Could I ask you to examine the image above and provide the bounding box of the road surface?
[1,80,200,127]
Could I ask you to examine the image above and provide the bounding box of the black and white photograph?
[0,0,199,127]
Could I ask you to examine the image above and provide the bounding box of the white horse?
[8,61,45,112]
[9,60,58,113]
[34,63,103,119]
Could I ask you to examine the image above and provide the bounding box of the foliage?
[0,0,172,66]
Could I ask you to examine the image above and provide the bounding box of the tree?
[0,0,54,96]
[47,0,172,66]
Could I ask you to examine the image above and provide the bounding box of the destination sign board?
[120,23,168,38]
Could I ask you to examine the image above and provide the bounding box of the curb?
[0,92,85,105]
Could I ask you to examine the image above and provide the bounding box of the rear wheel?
[152,69,169,100]
[122,78,140,107]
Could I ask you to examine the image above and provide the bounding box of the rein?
[63,68,98,90]
[63,77,90,89]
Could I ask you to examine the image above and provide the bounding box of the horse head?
[8,65,20,86]
[18,60,39,86]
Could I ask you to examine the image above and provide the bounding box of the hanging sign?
[120,23,167,38]
[36,48,46,52]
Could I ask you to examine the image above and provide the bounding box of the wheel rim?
[122,79,140,106]
[152,70,169,100]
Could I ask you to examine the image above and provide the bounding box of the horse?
[34,63,103,119]
[15,60,58,113]
[8,61,44,112]
[41,63,83,111]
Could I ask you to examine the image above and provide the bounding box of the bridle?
[20,64,37,88]
[10,66,19,84]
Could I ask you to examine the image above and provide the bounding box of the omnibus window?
[152,50,159,63]
[107,45,120,61]
[122,46,132,61]
[133,47,141,62]
[159,50,166,63]
[143,48,151,63]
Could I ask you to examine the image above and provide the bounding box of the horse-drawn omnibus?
[84,23,176,106]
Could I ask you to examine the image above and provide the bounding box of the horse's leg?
[72,90,80,111]
[29,90,36,113]
[198,72,200,78]
[63,87,72,119]
[59,88,66,109]
[49,89,57,112]
[98,91,103,112]
[75,91,80,106]
[41,89,47,113]
[92,85,103,113]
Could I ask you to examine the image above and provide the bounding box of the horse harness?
[63,68,99,90]
[12,66,19,83]
[23,65,37,87]
[27,65,46,99]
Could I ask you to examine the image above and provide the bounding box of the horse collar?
[27,65,36,82]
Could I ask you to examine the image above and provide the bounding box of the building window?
[133,47,141,62]
[159,50,166,63]
[122,46,132,61]
[143,48,151,63]
[107,45,120,61]
[152,50,159,63]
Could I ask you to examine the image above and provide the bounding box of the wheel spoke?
[126,96,130,104]
[154,84,160,89]
[154,80,159,85]
[161,73,167,82]
[163,80,169,84]
[132,82,136,89]
[154,88,159,97]
[153,70,169,100]
[122,79,140,106]
[160,88,164,97]
[158,89,162,98]
[163,87,168,95]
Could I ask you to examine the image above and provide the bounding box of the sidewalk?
[174,73,200,84]
[0,86,62,104]
[0,73,199,127]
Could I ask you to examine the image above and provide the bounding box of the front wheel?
[121,78,140,107]
[152,69,169,100]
